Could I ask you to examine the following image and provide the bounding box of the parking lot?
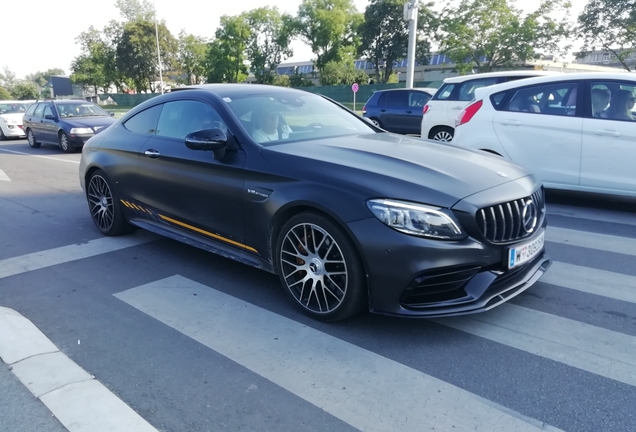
[0,136,635,431]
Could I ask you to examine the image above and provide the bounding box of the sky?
[4,0,585,80]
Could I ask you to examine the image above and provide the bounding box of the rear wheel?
[369,117,383,128]
[430,126,454,142]
[275,212,367,322]
[27,129,40,148]
[86,169,133,236]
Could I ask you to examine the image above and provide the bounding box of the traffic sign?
[351,83,359,93]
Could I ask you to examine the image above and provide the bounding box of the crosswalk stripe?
[542,261,636,305]
[546,226,636,256]
[435,304,636,388]
[0,232,157,280]
[114,275,562,432]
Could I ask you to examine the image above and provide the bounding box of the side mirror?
[45,114,57,121]
[185,128,228,152]
[109,112,115,117]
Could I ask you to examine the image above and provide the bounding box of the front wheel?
[86,169,133,236]
[275,212,367,322]
[58,131,74,153]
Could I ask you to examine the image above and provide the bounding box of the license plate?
[508,231,545,269]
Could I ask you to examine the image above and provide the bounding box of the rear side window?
[123,104,163,135]
[33,104,45,118]
[457,77,500,101]
[384,91,408,106]
[432,84,455,100]
[409,91,430,107]
[490,91,508,109]
[25,104,37,116]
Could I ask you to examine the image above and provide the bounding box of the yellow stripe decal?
[158,214,258,253]
[120,200,131,208]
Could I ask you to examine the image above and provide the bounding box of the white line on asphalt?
[0,168,10,181]
[547,203,636,226]
[546,226,636,256]
[0,306,159,432]
[542,261,636,305]
[435,304,636,388]
[0,232,157,280]
[115,275,563,432]
[0,148,80,164]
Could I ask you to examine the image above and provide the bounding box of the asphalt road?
[1,138,635,432]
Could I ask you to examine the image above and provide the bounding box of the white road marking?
[547,203,636,226]
[546,226,636,256]
[115,275,563,432]
[542,261,636,305]
[435,304,636,388]
[0,232,157,280]
[0,148,80,164]
[0,168,10,181]
[0,306,158,432]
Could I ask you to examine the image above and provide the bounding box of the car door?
[580,79,636,194]
[41,104,58,143]
[26,103,46,140]
[406,91,431,134]
[492,80,583,188]
[138,99,247,247]
[379,91,410,133]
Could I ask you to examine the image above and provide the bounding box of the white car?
[0,100,35,140]
[452,72,636,197]
[420,71,560,142]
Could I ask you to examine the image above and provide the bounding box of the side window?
[123,104,162,135]
[43,105,54,118]
[33,103,45,118]
[156,100,227,140]
[409,91,430,107]
[504,82,578,116]
[377,92,388,106]
[490,91,508,109]
[384,91,408,106]
[457,78,499,101]
[25,104,37,116]
[590,81,635,121]
[432,84,455,100]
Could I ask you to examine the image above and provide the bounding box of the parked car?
[23,99,116,152]
[452,72,636,198]
[79,84,551,322]
[420,70,561,142]
[362,88,437,134]
[0,100,35,140]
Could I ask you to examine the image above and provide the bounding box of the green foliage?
[295,0,363,72]
[320,48,368,85]
[0,86,12,99]
[576,0,636,71]
[273,74,291,87]
[11,83,39,100]
[178,30,209,84]
[0,67,17,91]
[386,73,399,84]
[437,0,573,72]
[290,73,315,87]
[205,15,251,83]
[115,0,155,22]
[70,27,115,93]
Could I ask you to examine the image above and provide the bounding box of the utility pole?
[153,0,164,94]
[404,0,418,89]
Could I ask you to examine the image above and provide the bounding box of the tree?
[25,68,66,87]
[576,0,636,71]
[273,74,291,87]
[116,20,178,92]
[437,0,572,73]
[0,86,12,99]
[11,83,39,100]
[0,67,17,92]
[115,0,155,22]
[320,48,369,85]
[359,0,436,83]
[243,7,294,84]
[295,0,363,72]
[177,30,209,85]
[70,27,115,94]
[205,15,251,83]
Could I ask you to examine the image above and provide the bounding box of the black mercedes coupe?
[79,84,551,322]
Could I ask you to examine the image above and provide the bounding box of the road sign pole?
[352,83,359,112]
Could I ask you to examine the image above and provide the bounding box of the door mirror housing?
[45,114,57,121]
[185,128,228,152]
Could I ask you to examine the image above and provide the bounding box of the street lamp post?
[404,0,418,89]
[153,0,164,94]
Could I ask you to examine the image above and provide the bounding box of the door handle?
[451,106,463,110]
[593,129,621,137]
[500,120,522,126]
[406,110,413,114]
[380,109,386,112]
[144,149,160,158]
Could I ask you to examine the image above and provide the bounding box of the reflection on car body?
[79,84,551,322]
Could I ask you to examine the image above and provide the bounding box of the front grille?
[476,188,545,244]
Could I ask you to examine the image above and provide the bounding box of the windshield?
[222,91,376,145]
[0,103,31,114]
[56,103,109,118]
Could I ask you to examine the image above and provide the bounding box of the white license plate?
[507,231,545,269]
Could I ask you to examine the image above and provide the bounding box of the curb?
[0,306,158,432]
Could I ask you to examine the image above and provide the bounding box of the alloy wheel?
[433,130,453,142]
[87,174,114,232]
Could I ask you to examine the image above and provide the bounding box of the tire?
[275,212,367,322]
[429,126,454,142]
[58,131,74,153]
[86,169,134,236]
[0,127,6,140]
[27,129,40,148]
[369,117,383,128]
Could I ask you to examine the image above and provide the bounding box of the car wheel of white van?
[430,127,454,142]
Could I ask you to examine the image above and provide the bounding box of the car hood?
[1,113,25,123]
[261,133,531,208]
[64,116,116,131]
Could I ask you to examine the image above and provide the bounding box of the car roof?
[0,100,35,103]
[173,83,309,98]
[372,88,434,93]
[474,71,636,97]
[442,70,561,84]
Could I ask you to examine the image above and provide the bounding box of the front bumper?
[1,124,26,137]
[346,216,550,318]
[68,133,94,147]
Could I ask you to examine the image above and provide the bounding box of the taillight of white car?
[422,104,430,115]
[456,100,483,127]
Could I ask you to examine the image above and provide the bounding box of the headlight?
[70,128,94,134]
[1,117,17,124]
[366,199,465,240]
